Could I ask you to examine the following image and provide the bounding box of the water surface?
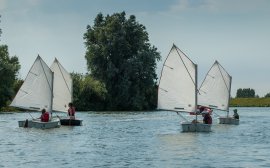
[0,107,270,168]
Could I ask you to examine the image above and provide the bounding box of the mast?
[71,75,73,102]
[195,64,198,122]
[50,72,54,116]
[227,76,232,117]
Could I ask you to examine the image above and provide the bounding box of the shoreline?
[2,98,270,112]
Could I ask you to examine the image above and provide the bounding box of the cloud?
[0,0,7,11]
[26,0,42,7]
[170,0,270,13]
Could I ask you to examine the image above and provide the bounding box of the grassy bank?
[0,106,20,112]
[230,98,270,107]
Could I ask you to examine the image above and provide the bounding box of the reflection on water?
[0,108,270,167]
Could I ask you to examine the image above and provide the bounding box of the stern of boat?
[181,121,211,132]
[218,117,239,125]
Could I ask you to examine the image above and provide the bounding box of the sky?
[0,0,270,97]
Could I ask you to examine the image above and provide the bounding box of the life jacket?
[207,114,212,124]
[203,114,212,124]
[68,107,75,116]
[41,112,50,122]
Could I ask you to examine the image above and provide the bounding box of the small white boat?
[218,117,239,125]
[58,117,83,126]
[198,61,239,125]
[50,58,83,126]
[158,44,211,132]
[11,56,60,129]
[18,118,60,129]
[181,121,211,132]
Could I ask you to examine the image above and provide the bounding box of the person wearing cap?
[202,111,212,124]
[233,109,239,119]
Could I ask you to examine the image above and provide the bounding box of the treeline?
[1,12,160,111]
[236,88,256,98]
[236,88,270,98]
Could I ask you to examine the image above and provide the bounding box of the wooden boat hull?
[60,119,82,126]
[218,117,239,125]
[181,121,211,132]
[18,119,60,129]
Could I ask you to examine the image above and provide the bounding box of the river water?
[0,107,269,168]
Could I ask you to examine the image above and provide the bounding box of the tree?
[264,93,270,98]
[71,73,107,111]
[0,45,20,109]
[236,88,256,98]
[84,12,160,110]
[0,14,1,41]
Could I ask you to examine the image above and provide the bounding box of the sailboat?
[198,61,239,125]
[158,44,211,132]
[11,56,60,129]
[50,58,82,126]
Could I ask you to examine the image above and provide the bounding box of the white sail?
[50,58,72,112]
[198,61,232,111]
[158,44,197,112]
[10,56,53,112]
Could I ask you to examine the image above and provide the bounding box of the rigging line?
[198,61,216,91]
[174,45,196,87]
[176,112,189,122]
[213,111,221,117]
[217,63,230,92]
[216,61,232,111]
[13,56,41,101]
[28,113,34,119]
[217,61,231,79]
[38,57,53,93]
[158,45,175,86]
[55,60,72,94]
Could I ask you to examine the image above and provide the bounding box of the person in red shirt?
[68,102,76,119]
[40,109,50,122]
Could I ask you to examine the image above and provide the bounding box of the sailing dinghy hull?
[218,117,239,125]
[181,121,211,132]
[60,119,82,126]
[18,118,60,129]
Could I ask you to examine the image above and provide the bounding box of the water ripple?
[0,109,270,167]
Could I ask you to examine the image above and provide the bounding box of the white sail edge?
[10,55,53,112]
[157,44,197,113]
[198,60,231,111]
[50,58,72,113]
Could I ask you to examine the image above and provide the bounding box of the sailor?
[68,102,76,119]
[233,109,239,119]
[198,106,213,115]
[202,111,212,124]
[40,109,50,122]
